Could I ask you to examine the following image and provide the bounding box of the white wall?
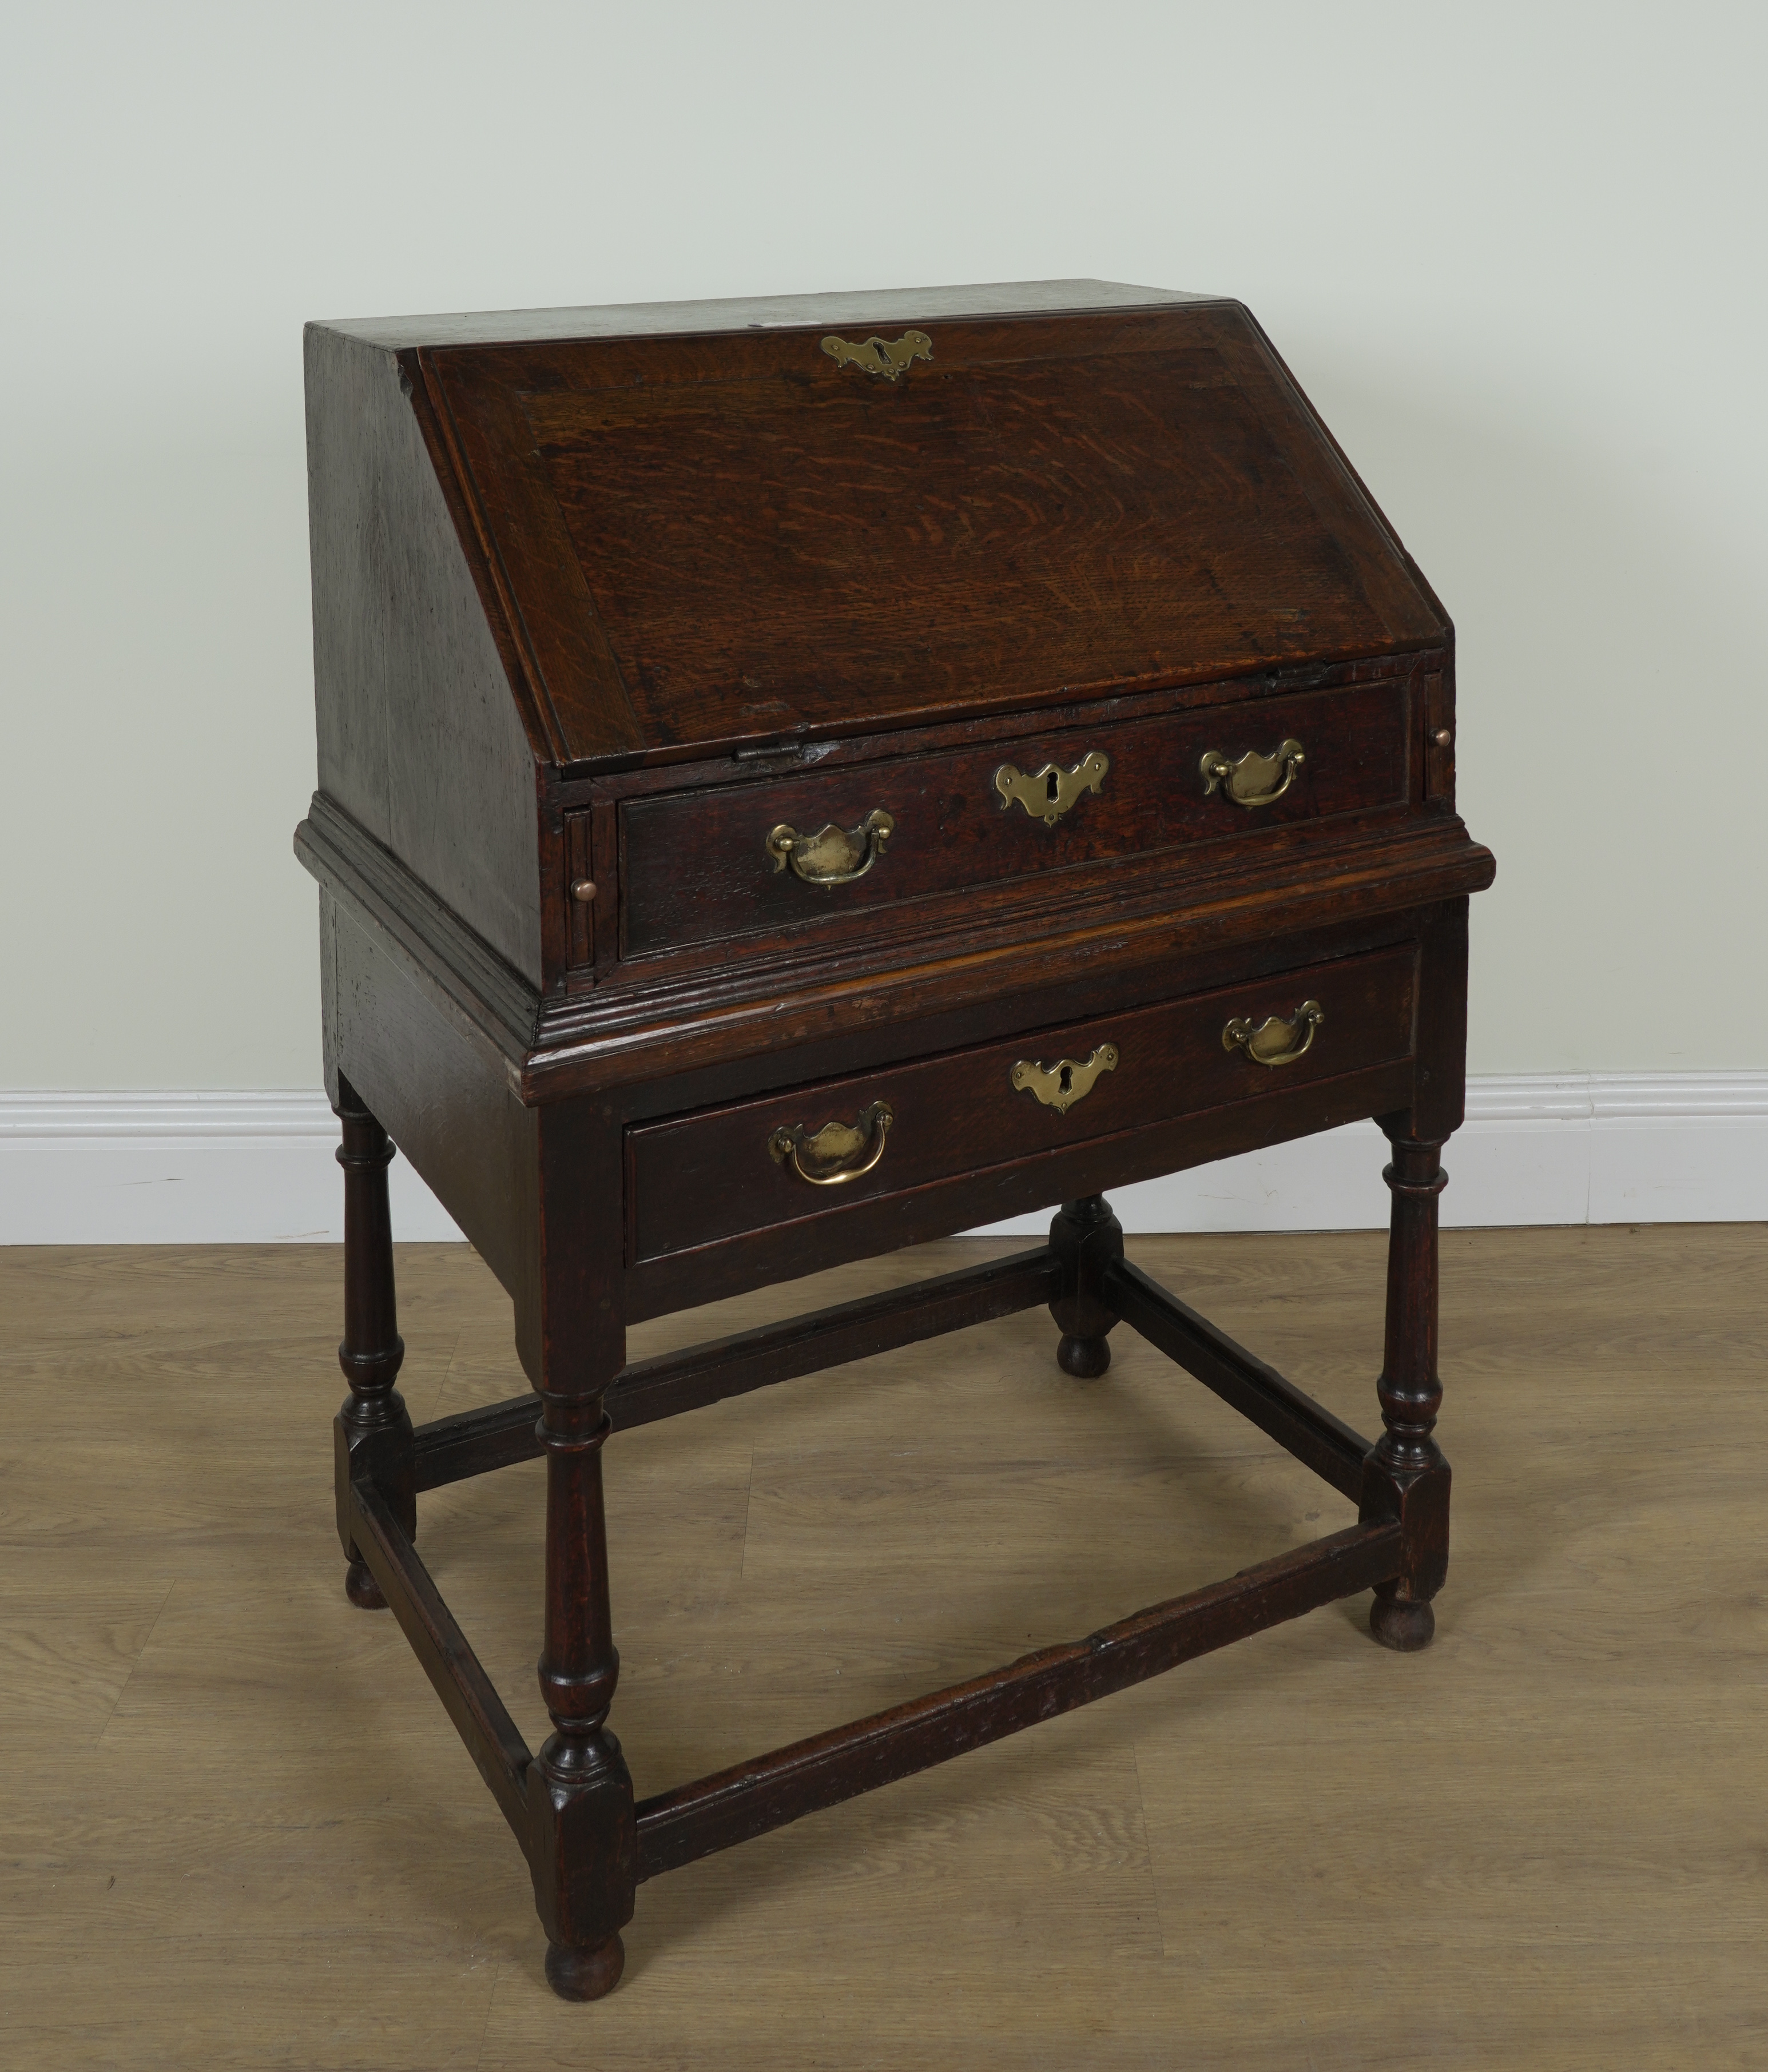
[3,2,1764,1100]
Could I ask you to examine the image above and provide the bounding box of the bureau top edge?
[307,279,1216,352]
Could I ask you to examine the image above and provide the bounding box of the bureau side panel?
[320,892,543,1382]
[305,324,544,985]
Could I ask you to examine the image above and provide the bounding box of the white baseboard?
[981,1072,1768,1234]
[0,1092,463,1245]
[1,1076,1763,1244]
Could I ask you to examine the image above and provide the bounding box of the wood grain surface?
[617,675,1412,960]
[419,304,1447,762]
[3,1225,1763,2067]
[626,944,1417,1262]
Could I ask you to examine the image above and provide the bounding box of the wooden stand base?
[332,1164,1451,2001]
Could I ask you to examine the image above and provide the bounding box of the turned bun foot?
[344,1556,387,1610]
[1057,1333,1112,1379]
[546,1931,626,2002]
[1369,1592,1435,1652]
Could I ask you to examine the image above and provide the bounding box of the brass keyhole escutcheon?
[820,331,933,381]
[1010,1042,1119,1115]
[994,751,1110,827]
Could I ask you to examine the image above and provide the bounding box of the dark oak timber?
[296,280,1492,1999]
[1104,1257,1373,1500]
[609,1243,1060,1430]
[412,1392,546,1492]
[529,1104,635,1999]
[331,1076,414,1609]
[348,1481,533,1842]
[1048,1195,1124,1378]
[413,1246,1062,1490]
[634,1521,1404,1881]
[623,944,1417,1266]
[1361,1134,1452,1650]
[618,677,1412,959]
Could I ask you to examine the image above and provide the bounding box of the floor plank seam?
[1129,1736,1170,1963]
[472,1958,502,2067]
[92,1578,177,1748]
[425,1325,467,1424]
[735,1442,757,1585]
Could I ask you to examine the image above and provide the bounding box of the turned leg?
[1048,1194,1124,1378]
[1360,1135,1450,1652]
[525,1103,637,1997]
[331,1075,415,1609]
[530,1387,637,1999]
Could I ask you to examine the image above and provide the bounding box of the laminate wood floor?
[2,1226,1763,2070]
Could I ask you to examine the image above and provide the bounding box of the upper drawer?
[618,678,1410,959]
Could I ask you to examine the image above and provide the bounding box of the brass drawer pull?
[1222,1000,1324,1068]
[994,751,1110,827]
[768,1100,893,1185]
[766,809,895,887]
[1010,1042,1119,1115]
[1200,737,1305,808]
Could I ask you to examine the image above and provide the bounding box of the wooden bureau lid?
[352,282,1447,768]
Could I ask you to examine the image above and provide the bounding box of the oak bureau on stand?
[294,280,1494,2000]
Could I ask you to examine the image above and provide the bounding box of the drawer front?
[627,944,1416,1264]
[619,678,1411,957]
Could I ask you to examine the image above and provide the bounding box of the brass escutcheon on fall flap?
[1010,1043,1119,1116]
[1200,737,1306,808]
[1222,1000,1324,1068]
[766,809,895,887]
[820,331,933,381]
[768,1101,895,1186]
[994,751,1110,827]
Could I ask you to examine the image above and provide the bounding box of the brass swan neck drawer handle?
[766,809,895,887]
[994,751,1110,826]
[1222,1000,1324,1068]
[768,1100,894,1186]
[1011,1043,1118,1115]
[1200,737,1305,809]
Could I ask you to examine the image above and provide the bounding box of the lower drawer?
[626,944,1417,1264]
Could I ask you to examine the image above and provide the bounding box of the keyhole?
[1058,1064,1072,1094]
[1046,770,1060,802]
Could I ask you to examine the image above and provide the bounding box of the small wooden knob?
[1432,728,1452,747]
[571,878,597,904]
